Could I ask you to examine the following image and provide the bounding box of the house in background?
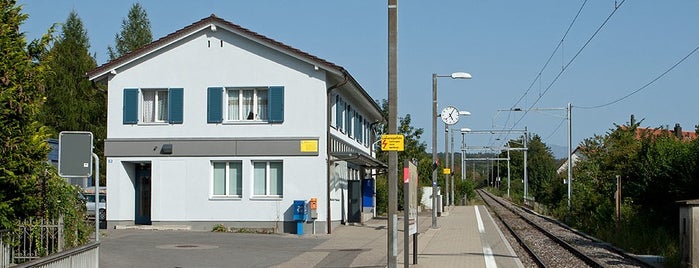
[556,146,586,175]
[558,122,697,176]
[87,15,385,233]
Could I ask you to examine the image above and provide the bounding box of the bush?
[212,224,227,232]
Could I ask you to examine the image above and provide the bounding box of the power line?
[509,0,589,111]
[497,0,590,144]
[507,0,626,131]
[577,44,699,110]
[543,117,567,141]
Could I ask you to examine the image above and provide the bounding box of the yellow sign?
[300,140,318,152]
[443,168,451,175]
[381,134,404,151]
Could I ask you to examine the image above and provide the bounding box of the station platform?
[277,205,524,267]
[405,205,524,267]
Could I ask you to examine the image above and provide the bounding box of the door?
[135,163,152,225]
[348,180,361,223]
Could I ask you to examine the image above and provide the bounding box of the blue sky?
[19,1,699,157]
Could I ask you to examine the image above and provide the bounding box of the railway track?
[477,189,650,268]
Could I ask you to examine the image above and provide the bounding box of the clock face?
[441,106,459,125]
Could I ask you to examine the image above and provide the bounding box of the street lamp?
[432,72,471,229]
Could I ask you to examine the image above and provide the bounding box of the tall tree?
[374,99,432,213]
[525,135,558,204]
[107,3,152,60]
[41,11,101,134]
[0,0,52,228]
[40,11,106,182]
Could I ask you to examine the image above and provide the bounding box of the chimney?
[630,114,636,126]
[674,123,683,139]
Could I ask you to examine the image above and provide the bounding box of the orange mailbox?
[309,198,318,219]
[309,198,317,210]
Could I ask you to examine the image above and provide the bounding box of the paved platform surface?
[99,205,523,267]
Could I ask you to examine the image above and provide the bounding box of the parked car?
[83,186,106,220]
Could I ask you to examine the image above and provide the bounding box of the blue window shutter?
[123,88,139,124]
[268,86,284,123]
[207,87,223,123]
[168,88,184,124]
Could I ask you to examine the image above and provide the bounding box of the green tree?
[560,119,699,263]
[0,2,91,246]
[40,11,105,166]
[526,135,558,205]
[0,0,51,228]
[374,99,431,213]
[108,3,152,60]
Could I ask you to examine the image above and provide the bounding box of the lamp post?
[432,72,471,229]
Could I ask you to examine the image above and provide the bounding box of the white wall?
[107,155,327,223]
[106,27,327,141]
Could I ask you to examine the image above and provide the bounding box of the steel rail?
[476,190,546,268]
[478,189,606,268]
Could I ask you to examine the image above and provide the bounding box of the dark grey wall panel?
[105,138,319,157]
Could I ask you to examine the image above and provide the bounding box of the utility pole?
[387,0,398,266]
[567,102,573,210]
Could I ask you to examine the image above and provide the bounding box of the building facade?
[88,15,384,233]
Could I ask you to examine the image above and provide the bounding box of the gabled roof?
[634,127,697,141]
[87,14,382,117]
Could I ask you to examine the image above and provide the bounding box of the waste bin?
[293,200,306,235]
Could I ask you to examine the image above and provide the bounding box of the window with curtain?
[226,87,268,121]
[253,161,283,197]
[142,89,168,123]
[227,89,240,120]
[212,161,242,197]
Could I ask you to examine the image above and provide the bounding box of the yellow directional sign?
[381,134,405,151]
[443,168,451,175]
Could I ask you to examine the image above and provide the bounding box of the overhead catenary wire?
[496,0,589,144]
[577,44,699,110]
[499,0,626,143]
[509,0,589,111]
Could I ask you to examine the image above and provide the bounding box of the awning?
[331,152,387,169]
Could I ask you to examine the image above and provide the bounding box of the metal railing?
[11,241,99,268]
[11,217,64,264]
[1,216,99,268]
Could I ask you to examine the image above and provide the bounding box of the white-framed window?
[226,87,268,121]
[142,89,168,123]
[212,161,242,197]
[252,161,283,197]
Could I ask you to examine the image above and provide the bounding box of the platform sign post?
[58,131,99,244]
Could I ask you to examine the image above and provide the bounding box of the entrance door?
[135,163,151,225]
[347,180,361,223]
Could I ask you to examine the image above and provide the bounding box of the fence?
[11,242,99,268]
[1,229,10,268]
[1,216,70,267]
